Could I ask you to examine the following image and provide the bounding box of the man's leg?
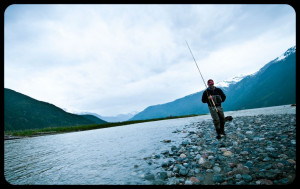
[209,106,221,139]
[217,106,226,135]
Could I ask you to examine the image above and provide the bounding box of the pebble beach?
[142,110,296,185]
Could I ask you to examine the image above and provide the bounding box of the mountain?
[130,46,296,121]
[77,112,138,122]
[79,114,107,124]
[222,46,296,111]
[97,113,138,122]
[4,88,106,131]
[215,74,247,88]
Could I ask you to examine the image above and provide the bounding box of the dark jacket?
[202,87,226,107]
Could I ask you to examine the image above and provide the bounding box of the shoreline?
[142,112,296,185]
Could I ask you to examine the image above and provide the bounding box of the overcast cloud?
[4,4,295,116]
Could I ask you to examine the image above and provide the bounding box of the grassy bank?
[5,114,205,138]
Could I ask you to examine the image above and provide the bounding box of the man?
[202,79,226,139]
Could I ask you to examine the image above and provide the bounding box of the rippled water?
[4,105,295,185]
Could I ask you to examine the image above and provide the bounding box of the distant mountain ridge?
[4,88,107,131]
[130,46,296,121]
[77,112,137,122]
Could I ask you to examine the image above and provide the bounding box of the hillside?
[222,46,296,111]
[4,88,106,131]
[130,46,296,121]
[79,114,107,124]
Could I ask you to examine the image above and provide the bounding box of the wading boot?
[220,123,226,136]
[216,128,222,139]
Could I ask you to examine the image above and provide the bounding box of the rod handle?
[211,99,218,112]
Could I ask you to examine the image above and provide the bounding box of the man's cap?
[207,79,214,85]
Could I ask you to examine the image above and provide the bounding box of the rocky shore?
[142,113,296,185]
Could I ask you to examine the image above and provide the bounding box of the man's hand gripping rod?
[185,40,218,112]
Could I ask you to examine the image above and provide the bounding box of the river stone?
[161,160,169,167]
[235,164,250,174]
[159,171,168,180]
[213,174,224,183]
[267,171,279,180]
[266,147,275,152]
[245,161,253,168]
[202,161,212,169]
[213,166,221,173]
[223,151,232,157]
[242,174,252,182]
[257,179,273,185]
[195,154,201,160]
[190,176,199,183]
[235,174,242,179]
[198,157,206,164]
[181,140,190,146]
[184,180,193,185]
[144,173,155,180]
[240,151,249,155]
[263,157,271,162]
[278,178,290,184]
[179,167,188,176]
[287,159,296,164]
[178,147,185,153]
[154,154,160,159]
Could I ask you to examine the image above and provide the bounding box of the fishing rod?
[185,40,218,112]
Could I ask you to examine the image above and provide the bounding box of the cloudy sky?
[4,4,295,116]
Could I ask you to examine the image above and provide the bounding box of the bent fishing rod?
[185,40,218,112]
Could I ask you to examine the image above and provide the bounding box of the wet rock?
[234,164,250,174]
[240,151,249,156]
[213,166,221,173]
[256,179,273,185]
[244,161,253,168]
[179,167,188,176]
[144,172,155,180]
[278,178,290,184]
[223,151,232,157]
[158,171,168,180]
[190,176,200,183]
[202,161,212,169]
[235,174,242,179]
[213,174,224,183]
[184,180,193,185]
[287,159,296,164]
[154,154,160,159]
[198,157,206,165]
[242,174,252,182]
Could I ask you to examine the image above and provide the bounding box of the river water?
[4,105,295,185]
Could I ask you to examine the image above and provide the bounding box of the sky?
[4,4,296,116]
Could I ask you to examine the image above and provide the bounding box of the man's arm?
[202,90,208,103]
[219,88,226,102]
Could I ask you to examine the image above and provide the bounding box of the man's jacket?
[201,87,226,107]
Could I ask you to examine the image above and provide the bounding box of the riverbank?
[4,114,202,139]
[142,113,296,185]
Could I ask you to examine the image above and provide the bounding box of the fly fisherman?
[202,79,226,139]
